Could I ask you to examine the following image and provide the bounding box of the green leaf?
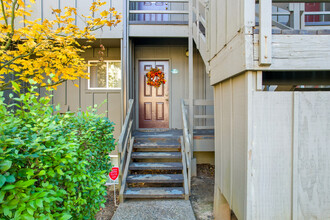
[27,208,34,216]
[12,81,20,93]
[36,199,43,208]
[0,191,5,203]
[2,185,15,190]
[57,168,64,175]
[22,214,34,220]
[0,174,6,187]
[15,179,37,188]
[6,175,15,183]
[48,169,55,177]
[59,213,72,220]
[28,201,36,209]
[3,207,12,217]
[38,170,46,176]
[0,160,12,172]
[26,169,34,177]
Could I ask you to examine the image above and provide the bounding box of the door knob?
[165,98,169,101]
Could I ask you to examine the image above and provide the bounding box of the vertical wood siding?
[214,71,330,219]
[213,73,248,220]
[250,91,330,220]
[251,92,293,220]
[52,47,122,154]
[35,0,123,38]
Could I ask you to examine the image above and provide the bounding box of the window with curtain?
[89,61,121,89]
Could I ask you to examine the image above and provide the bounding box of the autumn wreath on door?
[146,68,166,88]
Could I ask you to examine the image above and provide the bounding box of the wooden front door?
[139,61,169,128]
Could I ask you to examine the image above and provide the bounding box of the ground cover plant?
[0,85,116,219]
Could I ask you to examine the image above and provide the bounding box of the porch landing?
[133,129,214,138]
[111,200,196,220]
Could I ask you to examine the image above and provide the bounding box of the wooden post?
[289,3,301,29]
[188,0,195,174]
[259,0,272,65]
[188,0,194,145]
[299,3,305,29]
[122,0,128,119]
[256,71,263,91]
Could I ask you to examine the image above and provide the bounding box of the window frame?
[87,60,122,90]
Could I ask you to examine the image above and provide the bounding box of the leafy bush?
[0,87,116,219]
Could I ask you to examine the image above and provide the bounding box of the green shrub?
[0,87,116,219]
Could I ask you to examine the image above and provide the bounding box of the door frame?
[135,58,172,130]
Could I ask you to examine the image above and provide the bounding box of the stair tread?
[131,152,181,159]
[134,139,180,148]
[129,162,183,170]
[127,174,184,183]
[124,187,184,198]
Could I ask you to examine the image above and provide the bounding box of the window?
[88,61,121,89]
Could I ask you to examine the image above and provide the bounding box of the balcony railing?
[129,0,189,24]
[192,0,209,64]
[256,2,330,30]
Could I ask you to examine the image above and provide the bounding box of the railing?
[192,0,209,63]
[181,99,193,192]
[129,0,189,24]
[183,99,214,129]
[181,99,214,191]
[256,2,330,30]
[118,99,134,202]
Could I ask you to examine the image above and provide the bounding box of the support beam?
[122,0,129,119]
[259,0,272,65]
[188,0,194,154]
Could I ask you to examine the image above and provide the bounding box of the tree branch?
[0,43,41,70]
[2,0,18,51]
[0,0,8,26]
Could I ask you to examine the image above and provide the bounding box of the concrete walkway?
[111,200,196,220]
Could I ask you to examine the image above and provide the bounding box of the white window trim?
[88,60,122,90]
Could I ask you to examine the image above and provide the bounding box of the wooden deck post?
[289,3,301,29]
[188,0,196,177]
[259,0,272,65]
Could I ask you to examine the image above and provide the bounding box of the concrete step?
[127,174,184,183]
[129,162,183,170]
[124,187,185,199]
[131,152,181,159]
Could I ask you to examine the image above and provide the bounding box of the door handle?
[165,98,169,101]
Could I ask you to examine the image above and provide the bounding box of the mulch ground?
[190,164,215,220]
[95,186,119,220]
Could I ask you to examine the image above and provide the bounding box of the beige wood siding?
[248,91,330,220]
[52,47,122,155]
[213,71,330,220]
[208,0,255,85]
[213,72,248,220]
[252,34,330,71]
[29,0,123,39]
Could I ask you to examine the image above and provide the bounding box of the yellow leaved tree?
[0,0,121,91]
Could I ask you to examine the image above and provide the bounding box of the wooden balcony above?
[128,0,189,37]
